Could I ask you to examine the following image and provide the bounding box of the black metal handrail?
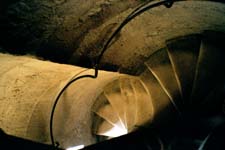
[49,0,177,149]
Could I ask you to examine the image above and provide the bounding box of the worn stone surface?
[0,0,140,63]
[1,29,225,148]
[0,1,225,73]
[0,53,122,148]
[93,1,225,74]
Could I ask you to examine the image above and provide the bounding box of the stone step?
[145,49,182,109]
[166,35,200,102]
[191,31,225,104]
[119,77,137,132]
[104,80,127,130]
[131,78,154,128]
[140,68,178,124]
[95,120,117,137]
[94,104,125,130]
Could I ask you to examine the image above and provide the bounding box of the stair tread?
[94,104,125,130]
[95,120,114,135]
[191,31,225,104]
[96,120,127,137]
[95,120,127,137]
[119,77,137,131]
[131,78,154,128]
[145,49,182,109]
[167,34,200,101]
[140,69,178,124]
[104,80,127,130]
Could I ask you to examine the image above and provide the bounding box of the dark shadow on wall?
[0,129,62,150]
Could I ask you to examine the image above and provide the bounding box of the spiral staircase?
[92,30,225,142]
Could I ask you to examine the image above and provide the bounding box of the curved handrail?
[49,0,177,148]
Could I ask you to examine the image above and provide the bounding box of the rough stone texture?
[1,29,225,148]
[0,1,225,74]
[0,0,140,63]
[0,53,155,148]
[86,1,225,74]
[0,53,122,148]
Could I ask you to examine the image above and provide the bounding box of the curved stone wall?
[0,53,122,148]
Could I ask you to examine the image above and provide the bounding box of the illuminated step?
[140,69,178,123]
[145,49,182,109]
[95,104,125,130]
[119,77,137,131]
[104,79,127,131]
[96,120,127,137]
[130,78,154,128]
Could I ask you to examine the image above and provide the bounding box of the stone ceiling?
[0,0,225,74]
